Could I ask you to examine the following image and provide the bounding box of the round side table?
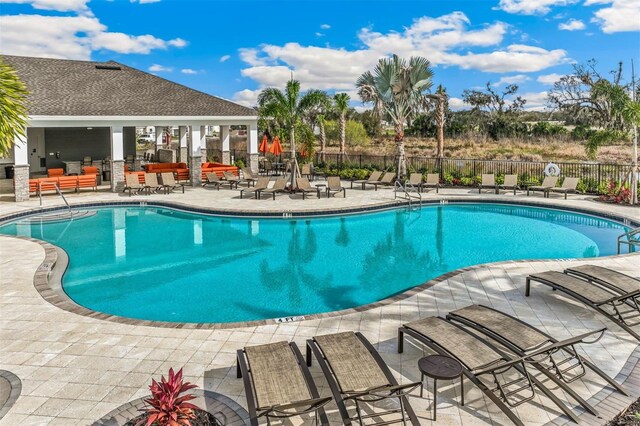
[418,355,464,421]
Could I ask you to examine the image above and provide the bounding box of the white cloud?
[181,68,197,74]
[0,0,91,13]
[149,64,172,72]
[521,91,549,110]
[233,89,261,107]
[496,0,578,15]
[558,18,585,30]
[492,74,530,86]
[537,73,563,84]
[219,54,231,63]
[0,12,188,59]
[315,32,324,37]
[320,24,331,29]
[448,97,468,111]
[234,12,569,102]
[130,0,161,3]
[586,0,640,33]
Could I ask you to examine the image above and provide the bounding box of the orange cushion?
[83,166,99,175]
[47,168,64,177]
[78,175,97,188]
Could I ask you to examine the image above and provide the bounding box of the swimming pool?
[0,203,630,323]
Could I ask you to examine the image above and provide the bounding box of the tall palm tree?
[257,80,326,188]
[430,85,448,161]
[0,60,29,158]
[356,55,434,178]
[334,93,350,155]
[303,90,331,163]
[316,113,327,162]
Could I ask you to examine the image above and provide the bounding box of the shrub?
[138,368,200,426]
[234,159,245,169]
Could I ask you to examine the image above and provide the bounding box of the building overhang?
[27,115,259,128]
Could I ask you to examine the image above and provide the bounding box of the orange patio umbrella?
[269,136,283,156]
[258,135,269,154]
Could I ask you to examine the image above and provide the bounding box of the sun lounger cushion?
[530,271,617,304]
[566,265,640,295]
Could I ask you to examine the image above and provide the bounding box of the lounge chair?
[223,171,241,189]
[144,172,166,194]
[301,163,313,180]
[202,173,226,190]
[240,177,270,199]
[550,177,579,199]
[526,271,640,341]
[478,174,496,194]
[527,176,559,198]
[407,173,423,192]
[423,173,440,193]
[237,341,331,426]
[498,174,518,195]
[351,171,382,190]
[241,167,258,187]
[123,173,146,196]
[307,331,420,426]
[565,265,640,295]
[398,316,580,425]
[296,177,320,199]
[159,172,185,194]
[447,304,628,416]
[257,177,288,200]
[262,160,274,176]
[326,176,346,198]
[369,172,395,190]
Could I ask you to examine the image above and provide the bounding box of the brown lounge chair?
[498,174,518,195]
[526,270,640,341]
[223,171,241,189]
[237,341,331,426]
[240,177,270,199]
[326,176,345,197]
[369,172,395,190]
[398,316,580,426]
[296,177,320,199]
[144,172,166,194]
[447,304,628,417]
[351,170,382,190]
[423,173,440,193]
[241,167,258,187]
[407,173,423,192]
[301,163,314,180]
[478,174,496,194]
[159,172,185,194]
[565,265,640,295]
[257,177,288,200]
[202,172,225,190]
[527,176,558,198]
[550,177,579,199]
[123,173,147,196]
[307,331,420,426]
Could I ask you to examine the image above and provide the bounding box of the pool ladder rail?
[394,180,422,208]
[618,226,640,254]
[39,182,72,217]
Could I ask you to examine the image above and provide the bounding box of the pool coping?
[3,198,638,330]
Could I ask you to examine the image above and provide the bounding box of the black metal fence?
[314,153,632,192]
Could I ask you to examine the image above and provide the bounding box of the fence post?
[473,159,477,177]
[597,163,602,189]
[384,156,387,170]
[359,155,362,168]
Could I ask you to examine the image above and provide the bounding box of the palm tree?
[316,113,327,162]
[0,60,29,158]
[430,85,448,161]
[334,93,350,155]
[356,55,434,178]
[257,80,326,188]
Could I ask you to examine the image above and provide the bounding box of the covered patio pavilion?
[1,55,259,202]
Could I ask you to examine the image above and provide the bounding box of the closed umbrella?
[269,136,283,156]
[259,135,269,154]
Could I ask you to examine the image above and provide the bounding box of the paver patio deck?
[0,183,639,425]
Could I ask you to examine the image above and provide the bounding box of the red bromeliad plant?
[137,368,201,426]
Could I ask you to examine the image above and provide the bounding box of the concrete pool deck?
[0,183,639,425]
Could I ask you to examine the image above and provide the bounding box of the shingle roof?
[1,55,257,117]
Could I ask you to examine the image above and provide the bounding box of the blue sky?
[1,0,638,111]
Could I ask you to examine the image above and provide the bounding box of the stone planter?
[93,389,249,426]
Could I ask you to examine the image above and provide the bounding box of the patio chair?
[47,168,65,177]
[223,171,241,189]
[301,163,314,180]
[240,177,270,199]
[407,173,423,192]
[526,271,640,341]
[202,172,225,190]
[296,177,320,199]
[565,265,640,295]
[527,176,559,198]
[144,172,166,194]
[82,156,92,166]
[423,173,440,193]
[398,316,580,426]
[351,171,382,190]
[262,160,274,176]
[123,173,146,196]
[237,341,331,426]
[159,172,185,194]
[478,174,496,194]
[498,174,518,195]
[369,172,395,190]
[550,177,579,199]
[241,167,258,187]
[447,304,628,416]
[326,176,346,198]
[307,331,420,426]
[257,177,288,200]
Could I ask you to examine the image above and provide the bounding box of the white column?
[188,125,202,186]
[179,126,189,163]
[200,125,207,163]
[13,133,29,202]
[110,126,125,192]
[220,125,230,164]
[154,126,164,157]
[14,133,28,165]
[247,121,259,173]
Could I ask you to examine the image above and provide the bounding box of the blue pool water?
[0,204,629,323]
